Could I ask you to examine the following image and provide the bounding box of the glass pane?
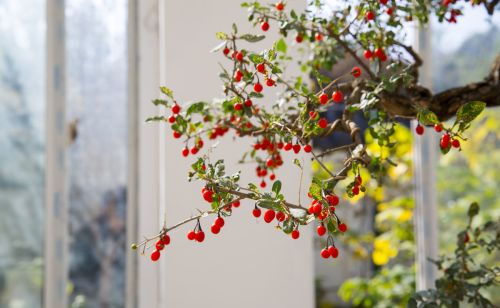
[431,6,500,303]
[65,0,128,307]
[0,0,45,307]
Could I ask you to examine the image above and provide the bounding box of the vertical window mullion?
[412,25,439,291]
[45,0,68,307]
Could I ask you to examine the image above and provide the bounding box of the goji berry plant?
[131,0,500,263]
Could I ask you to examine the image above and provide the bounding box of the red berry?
[374,47,385,59]
[293,144,301,154]
[211,224,221,234]
[256,63,266,73]
[276,212,286,222]
[264,209,276,223]
[253,208,262,218]
[182,147,189,157]
[317,225,327,236]
[275,2,284,11]
[332,91,343,103]
[223,47,230,55]
[197,139,204,148]
[168,115,176,123]
[232,200,240,208]
[365,11,375,21]
[187,230,196,241]
[266,157,273,167]
[352,186,360,195]
[319,92,329,105]
[386,7,393,15]
[150,250,161,261]
[253,82,263,93]
[261,21,270,32]
[315,33,323,41]
[328,246,339,258]
[260,180,266,188]
[380,0,388,4]
[326,194,339,206]
[234,69,243,82]
[190,146,198,155]
[338,223,348,232]
[203,190,214,202]
[244,99,253,107]
[355,175,363,186]
[304,144,312,153]
[215,217,225,228]
[434,123,443,132]
[284,142,293,151]
[161,234,171,245]
[441,133,451,148]
[171,104,181,114]
[309,111,318,119]
[416,124,424,135]
[195,231,205,242]
[173,131,182,139]
[234,103,243,111]
[313,203,322,215]
[452,139,460,148]
[351,66,362,78]
[320,248,330,258]
[155,240,165,251]
[318,118,328,129]
[295,35,303,43]
[364,49,373,60]
[269,173,276,180]
[236,52,244,62]
[291,229,300,239]
[266,79,275,87]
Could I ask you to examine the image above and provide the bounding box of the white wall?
[142,1,316,307]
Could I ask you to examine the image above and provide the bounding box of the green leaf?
[256,200,280,210]
[293,158,302,168]
[309,182,322,200]
[186,102,206,115]
[272,180,282,195]
[160,86,174,99]
[417,109,439,125]
[145,116,168,123]
[240,34,265,42]
[275,38,287,53]
[282,219,294,234]
[232,23,238,34]
[456,101,486,124]
[152,99,168,106]
[216,32,228,40]
[467,202,479,218]
[248,53,265,64]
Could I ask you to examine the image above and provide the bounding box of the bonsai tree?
[132,0,499,266]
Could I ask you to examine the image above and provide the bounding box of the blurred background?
[0,0,498,307]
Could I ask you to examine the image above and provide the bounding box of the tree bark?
[380,53,500,121]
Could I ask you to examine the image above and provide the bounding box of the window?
[0,0,46,307]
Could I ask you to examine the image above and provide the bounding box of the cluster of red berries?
[351,175,363,196]
[318,90,344,105]
[308,110,329,130]
[364,47,388,62]
[150,233,171,261]
[211,216,225,235]
[308,193,340,221]
[320,245,339,259]
[182,138,204,157]
[415,123,461,150]
[252,207,301,239]
[187,224,206,243]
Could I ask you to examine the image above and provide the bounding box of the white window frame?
[44,0,166,307]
